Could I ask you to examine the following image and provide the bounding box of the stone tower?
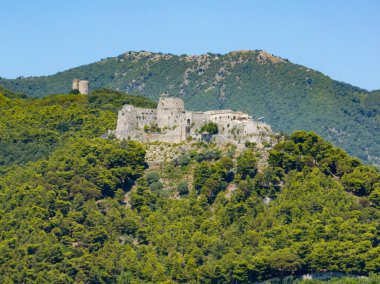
[72,79,80,90]
[72,79,89,94]
[156,97,185,128]
[155,97,187,142]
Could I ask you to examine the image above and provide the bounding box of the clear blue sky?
[1,0,379,90]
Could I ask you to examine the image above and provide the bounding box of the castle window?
[187,119,191,126]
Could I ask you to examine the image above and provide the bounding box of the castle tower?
[72,79,89,94]
[78,80,89,94]
[156,97,187,142]
[72,79,80,90]
[156,97,185,128]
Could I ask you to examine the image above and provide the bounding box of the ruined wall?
[186,112,209,135]
[239,121,273,145]
[135,108,157,129]
[115,97,275,145]
[116,105,138,138]
[158,128,185,143]
[116,105,158,139]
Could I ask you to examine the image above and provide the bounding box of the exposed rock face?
[116,97,276,146]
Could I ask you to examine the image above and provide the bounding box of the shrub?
[149,181,163,192]
[146,172,160,184]
[177,181,189,196]
[200,122,218,134]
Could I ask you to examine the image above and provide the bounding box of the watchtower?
[72,79,89,94]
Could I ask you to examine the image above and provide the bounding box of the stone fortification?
[116,97,274,146]
[72,79,89,94]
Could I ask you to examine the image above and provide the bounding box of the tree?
[177,181,189,196]
[369,187,380,208]
[237,149,257,179]
[268,248,303,276]
[200,122,218,134]
[342,166,380,196]
[193,162,213,193]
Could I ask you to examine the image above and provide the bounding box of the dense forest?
[0,50,379,167]
[0,88,379,283]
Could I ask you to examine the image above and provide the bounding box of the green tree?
[200,122,219,134]
[237,149,258,179]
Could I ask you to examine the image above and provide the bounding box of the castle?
[72,79,89,94]
[115,97,273,146]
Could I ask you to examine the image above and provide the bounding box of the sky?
[0,0,379,90]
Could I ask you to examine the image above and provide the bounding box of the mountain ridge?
[1,49,367,92]
[0,50,378,166]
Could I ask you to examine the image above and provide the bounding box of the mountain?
[0,92,380,283]
[0,50,379,166]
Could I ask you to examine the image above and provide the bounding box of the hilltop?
[0,50,379,166]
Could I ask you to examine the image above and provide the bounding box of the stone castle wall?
[135,108,157,129]
[186,112,209,134]
[116,105,157,138]
[115,97,273,145]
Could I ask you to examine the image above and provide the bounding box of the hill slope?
[1,50,379,165]
[0,89,155,169]
[0,93,380,282]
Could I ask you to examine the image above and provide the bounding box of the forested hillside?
[0,88,155,168]
[0,50,379,166]
[0,90,379,283]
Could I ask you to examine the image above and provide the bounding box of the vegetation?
[0,89,155,169]
[143,123,161,133]
[200,122,219,134]
[0,51,379,166]
[0,91,379,283]
[0,85,27,99]
[0,90,380,283]
[88,88,157,112]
